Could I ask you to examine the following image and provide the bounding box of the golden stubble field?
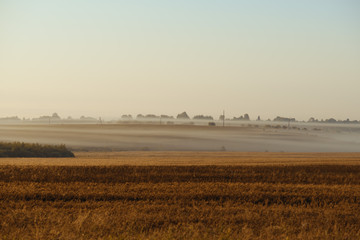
[1,152,360,239]
[2,151,360,166]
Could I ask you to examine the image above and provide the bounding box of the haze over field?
[0,123,359,152]
[1,1,360,121]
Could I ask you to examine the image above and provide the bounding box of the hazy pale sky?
[1,0,359,120]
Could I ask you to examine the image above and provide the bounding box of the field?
[1,152,360,239]
[1,123,359,152]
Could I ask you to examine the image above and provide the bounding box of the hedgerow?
[0,142,74,158]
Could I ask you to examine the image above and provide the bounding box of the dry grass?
[0,152,360,239]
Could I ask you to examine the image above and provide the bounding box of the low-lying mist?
[0,123,359,152]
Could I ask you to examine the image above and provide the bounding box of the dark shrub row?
[0,142,74,158]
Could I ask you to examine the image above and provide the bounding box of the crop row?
[1,182,359,207]
[0,165,359,184]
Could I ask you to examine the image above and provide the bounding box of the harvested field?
[0,152,360,239]
[1,151,360,166]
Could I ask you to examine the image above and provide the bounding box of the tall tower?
[223,110,225,127]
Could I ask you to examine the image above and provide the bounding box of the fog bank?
[0,123,359,152]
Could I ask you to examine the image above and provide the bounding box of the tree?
[121,115,133,120]
[177,112,190,119]
[52,113,60,119]
[308,117,317,122]
[193,115,213,120]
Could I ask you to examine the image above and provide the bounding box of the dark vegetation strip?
[0,165,359,184]
[1,192,358,206]
[0,142,74,158]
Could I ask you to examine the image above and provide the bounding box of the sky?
[1,0,359,121]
